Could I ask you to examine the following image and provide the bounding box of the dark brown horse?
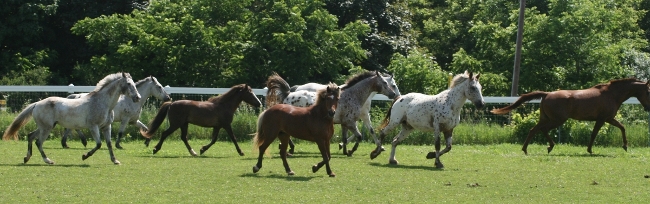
[491,78,650,154]
[141,84,262,156]
[253,81,340,177]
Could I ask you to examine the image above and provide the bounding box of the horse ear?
[469,72,474,79]
[376,71,381,77]
[476,73,481,80]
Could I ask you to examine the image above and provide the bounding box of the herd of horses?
[3,71,650,177]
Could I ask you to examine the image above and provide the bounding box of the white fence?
[0,85,643,104]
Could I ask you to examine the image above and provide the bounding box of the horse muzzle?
[163,95,172,102]
[132,95,141,103]
[474,101,485,109]
[328,110,336,118]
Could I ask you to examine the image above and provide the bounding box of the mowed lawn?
[0,139,649,203]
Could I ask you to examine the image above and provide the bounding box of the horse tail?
[252,110,270,156]
[491,91,548,115]
[140,101,172,138]
[3,103,37,140]
[379,96,401,130]
[265,72,291,108]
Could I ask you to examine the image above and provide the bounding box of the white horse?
[370,71,484,168]
[61,76,171,149]
[2,72,141,165]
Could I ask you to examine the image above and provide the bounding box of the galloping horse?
[371,71,484,168]
[141,84,261,156]
[491,78,650,154]
[253,82,340,177]
[3,72,141,164]
[266,71,397,156]
[61,76,171,149]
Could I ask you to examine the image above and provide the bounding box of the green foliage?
[387,49,448,94]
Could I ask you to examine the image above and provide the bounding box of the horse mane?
[134,76,152,88]
[314,83,340,107]
[342,71,376,90]
[88,73,130,95]
[593,78,641,89]
[450,73,470,88]
[208,84,247,103]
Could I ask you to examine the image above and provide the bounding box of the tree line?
[2,0,650,96]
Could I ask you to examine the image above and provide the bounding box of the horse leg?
[179,124,197,156]
[153,125,179,154]
[24,129,39,163]
[101,125,120,164]
[115,121,128,149]
[388,124,414,165]
[61,128,71,148]
[522,124,543,155]
[200,127,221,155]
[225,125,245,156]
[136,120,152,147]
[339,126,350,155]
[432,129,445,169]
[313,140,335,177]
[35,128,55,165]
[345,124,364,157]
[361,112,382,151]
[278,138,296,156]
[606,118,627,152]
[82,127,102,161]
[587,121,606,154]
[371,118,403,160]
[428,130,453,159]
[253,133,275,174]
[278,134,294,175]
[77,129,87,147]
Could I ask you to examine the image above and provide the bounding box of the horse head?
[382,74,401,97]
[636,81,650,111]
[324,83,341,118]
[149,76,171,102]
[241,84,262,108]
[374,71,397,99]
[465,71,485,109]
[122,73,141,103]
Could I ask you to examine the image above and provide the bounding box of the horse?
[370,71,484,169]
[266,71,398,156]
[140,84,262,156]
[2,72,141,165]
[253,82,341,177]
[491,78,650,155]
[61,76,171,149]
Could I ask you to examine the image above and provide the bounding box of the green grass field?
[1,140,649,203]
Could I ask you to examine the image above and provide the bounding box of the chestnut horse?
[253,81,340,177]
[491,78,650,154]
[141,84,262,156]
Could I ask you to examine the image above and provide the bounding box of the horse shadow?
[239,173,318,181]
[133,155,229,159]
[546,152,615,158]
[368,162,443,171]
[0,163,91,168]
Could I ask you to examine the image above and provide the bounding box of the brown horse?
[491,78,650,155]
[253,82,340,177]
[141,84,262,156]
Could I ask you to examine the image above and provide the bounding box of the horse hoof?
[239,152,245,156]
[623,146,628,152]
[199,148,207,155]
[522,148,528,155]
[144,140,150,147]
[287,171,295,176]
[82,154,89,160]
[389,160,398,165]
[329,174,336,177]
[288,149,294,155]
[153,148,159,154]
[62,145,70,149]
[116,144,124,149]
[426,152,437,159]
[547,146,554,154]
[338,143,343,150]
[312,165,319,173]
[286,153,293,157]
[253,166,260,173]
[113,160,121,165]
[435,162,444,169]
[23,157,30,164]
[190,149,198,156]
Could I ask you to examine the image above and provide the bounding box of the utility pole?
[511,0,526,96]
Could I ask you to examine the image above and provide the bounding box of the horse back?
[262,104,334,141]
[168,100,224,127]
[33,97,99,129]
[543,89,619,120]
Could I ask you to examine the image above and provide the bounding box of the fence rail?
[0,85,644,104]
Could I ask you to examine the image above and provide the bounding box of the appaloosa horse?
[3,72,141,164]
[371,71,484,168]
[253,82,340,177]
[491,78,650,154]
[141,84,261,156]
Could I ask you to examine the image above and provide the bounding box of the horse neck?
[214,91,244,112]
[133,83,153,106]
[92,81,124,110]
[343,78,375,103]
[445,84,469,114]
[609,82,644,103]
